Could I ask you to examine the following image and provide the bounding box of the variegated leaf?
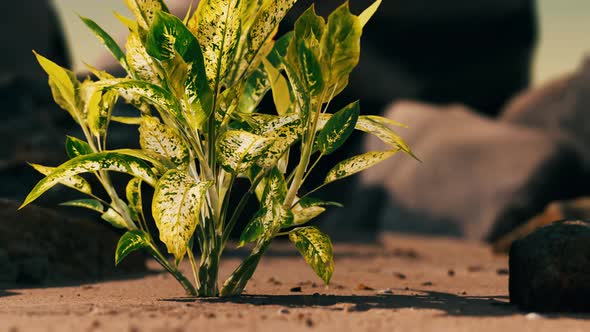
[152,169,212,264]
[189,0,242,86]
[126,32,161,84]
[217,130,274,173]
[263,58,292,115]
[21,152,159,209]
[101,206,129,229]
[60,199,104,213]
[320,3,361,85]
[126,178,144,222]
[29,163,92,195]
[146,10,213,115]
[238,66,270,114]
[115,230,153,265]
[233,0,297,80]
[65,136,92,158]
[289,226,334,284]
[316,101,359,155]
[87,89,118,139]
[292,205,325,225]
[125,0,169,30]
[356,116,414,157]
[139,116,189,167]
[324,150,398,185]
[257,121,302,169]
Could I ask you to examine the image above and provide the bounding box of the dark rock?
[363,102,586,241]
[509,220,590,312]
[0,199,147,286]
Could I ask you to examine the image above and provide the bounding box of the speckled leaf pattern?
[356,116,414,157]
[60,199,105,213]
[320,4,361,85]
[87,89,118,139]
[256,121,301,169]
[316,101,359,155]
[189,0,242,86]
[152,170,213,264]
[236,0,297,79]
[324,150,398,185]
[29,163,92,195]
[126,178,144,222]
[289,226,334,284]
[115,230,152,265]
[125,0,169,30]
[65,136,92,158]
[126,32,161,84]
[217,130,274,173]
[20,152,158,209]
[292,205,325,225]
[139,117,189,167]
[238,66,271,114]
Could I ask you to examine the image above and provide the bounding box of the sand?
[1,233,589,332]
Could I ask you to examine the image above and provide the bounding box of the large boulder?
[0,199,146,285]
[501,57,590,166]
[509,220,590,312]
[362,101,585,241]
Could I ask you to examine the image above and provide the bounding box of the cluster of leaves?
[21,0,413,297]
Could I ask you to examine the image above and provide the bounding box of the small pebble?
[525,312,543,320]
[448,269,455,277]
[278,308,290,315]
[305,318,314,327]
[268,277,282,285]
[355,283,374,291]
[467,266,483,272]
[421,281,433,286]
[312,292,320,297]
[290,286,302,292]
[393,272,407,280]
[377,288,393,295]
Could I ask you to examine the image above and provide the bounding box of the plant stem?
[220,240,270,297]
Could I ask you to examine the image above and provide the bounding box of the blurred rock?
[494,197,590,253]
[362,101,585,241]
[501,57,590,166]
[0,199,146,286]
[509,220,590,312]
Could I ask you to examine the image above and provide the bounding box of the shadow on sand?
[163,289,590,320]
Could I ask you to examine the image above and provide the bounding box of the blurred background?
[2,0,590,261]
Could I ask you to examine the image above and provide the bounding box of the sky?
[52,0,590,85]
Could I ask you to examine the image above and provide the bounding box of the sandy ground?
[1,234,589,332]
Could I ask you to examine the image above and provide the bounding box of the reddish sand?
[1,234,589,331]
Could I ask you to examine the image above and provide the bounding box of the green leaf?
[34,51,80,120]
[21,152,159,209]
[29,163,92,195]
[111,116,143,125]
[115,230,152,265]
[263,58,292,116]
[101,207,128,229]
[217,130,274,173]
[126,178,144,222]
[79,16,128,70]
[65,136,93,158]
[292,205,325,225]
[364,115,408,128]
[359,0,382,28]
[237,66,271,114]
[298,197,344,208]
[189,0,242,86]
[257,121,302,170]
[146,10,213,114]
[316,101,359,155]
[324,150,398,185]
[289,226,334,284]
[139,116,189,167]
[124,0,169,30]
[320,3,361,85]
[238,214,263,247]
[60,199,104,213]
[152,169,213,264]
